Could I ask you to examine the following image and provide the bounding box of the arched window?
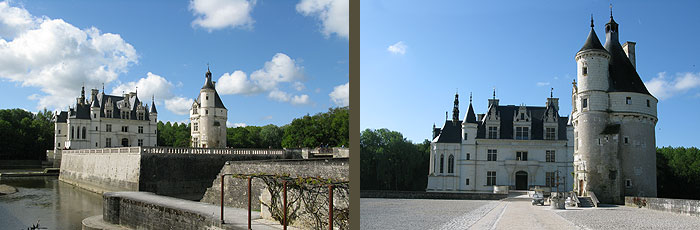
[439,154,444,173]
[76,126,80,139]
[448,155,455,173]
[82,126,86,139]
[71,126,74,139]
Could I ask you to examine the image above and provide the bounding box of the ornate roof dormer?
[514,104,531,123]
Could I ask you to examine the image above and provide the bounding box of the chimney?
[477,114,485,121]
[622,41,636,68]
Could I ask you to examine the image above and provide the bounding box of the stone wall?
[625,196,700,217]
[200,158,349,228]
[59,147,142,194]
[59,147,291,198]
[361,190,507,200]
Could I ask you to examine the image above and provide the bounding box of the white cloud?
[227,121,246,127]
[190,0,256,31]
[329,81,348,106]
[262,115,272,120]
[296,0,348,39]
[536,82,550,86]
[0,2,138,110]
[111,72,173,101]
[645,72,700,100]
[216,70,260,95]
[387,41,406,55]
[216,53,311,105]
[164,97,194,115]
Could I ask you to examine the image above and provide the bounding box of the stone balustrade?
[62,146,287,156]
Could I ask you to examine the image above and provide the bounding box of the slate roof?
[150,101,158,113]
[603,25,651,95]
[195,91,227,109]
[55,111,68,123]
[579,23,606,52]
[434,105,569,143]
[465,103,477,123]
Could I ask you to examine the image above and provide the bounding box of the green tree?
[281,106,349,148]
[360,128,430,191]
[260,124,284,148]
[0,108,54,161]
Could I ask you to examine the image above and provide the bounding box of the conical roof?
[603,16,651,95]
[579,19,606,52]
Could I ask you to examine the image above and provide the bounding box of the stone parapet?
[363,190,507,200]
[625,196,700,217]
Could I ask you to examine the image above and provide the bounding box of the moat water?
[0,177,103,229]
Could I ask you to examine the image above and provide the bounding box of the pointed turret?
[603,7,651,95]
[150,95,158,114]
[463,93,477,123]
[579,16,606,52]
[202,66,215,90]
[91,97,100,108]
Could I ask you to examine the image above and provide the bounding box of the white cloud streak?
[645,72,700,100]
[387,41,406,55]
[190,0,256,31]
[296,0,348,39]
[164,97,194,115]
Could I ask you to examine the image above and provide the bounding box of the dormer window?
[515,127,529,140]
[545,127,556,140]
[488,126,498,139]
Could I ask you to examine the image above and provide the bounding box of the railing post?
[221,174,225,224]
[248,176,252,230]
[283,180,287,230]
[328,184,333,230]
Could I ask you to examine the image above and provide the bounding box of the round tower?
[572,17,618,202]
[191,67,228,148]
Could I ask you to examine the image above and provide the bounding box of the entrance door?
[122,138,129,147]
[515,171,528,190]
[579,180,584,196]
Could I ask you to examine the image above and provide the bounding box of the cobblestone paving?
[555,205,700,230]
[360,198,496,230]
[362,198,700,230]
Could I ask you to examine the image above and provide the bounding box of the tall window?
[106,138,112,147]
[82,127,86,139]
[626,97,632,105]
[582,66,588,76]
[106,110,112,118]
[439,154,444,173]
[193,137,199,147]
[76,126,79,139]
[138,112,144,120]
[138,126,144,134]
[582,98,588,108]
[193,123,199,132]
[448,155,455,173]
[466,153,470,160]
[516,151,528,161]
[546,172,555,187]
[546,150,556,162]
[463,133,468,140]
[647,99,650,107]
[487,171,497,186]
[515,127,529,140]
[488,126,498,139]
[106,124,112,132]
[487,149,497,161]
[545,128,556,140]
[71,126,74,139]
[122,126,128,132]
[138,139,143,146]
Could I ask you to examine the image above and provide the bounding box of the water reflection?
[0,177,103,229]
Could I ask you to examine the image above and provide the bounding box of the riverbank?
[0,168,60,177]
[0,184,18,195]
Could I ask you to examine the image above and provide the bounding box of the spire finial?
[470,92,473,104]
[550,87,554,98]
[492,87,496,99]
[590,14,594,27]
[102,83,104,92]
[446,111,448,120]
[610,3,613,18]
[135,86,138,94]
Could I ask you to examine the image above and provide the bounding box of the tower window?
[464,133,468,140]
[626,179,632,188]
[582,66,588,76]
[624,136,629,144]
[647,99,650,107]
[466,178,469,185]
[582,98,588,108]
[626,97,632,105]
[466,153,470,160]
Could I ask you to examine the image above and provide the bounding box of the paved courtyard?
[360,197,700,229]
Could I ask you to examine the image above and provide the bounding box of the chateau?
[190,68,228,148]
[572,14,657,203]
[426,92,574,192]
[53,86,158,150]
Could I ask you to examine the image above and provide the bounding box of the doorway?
[121,138,129,147]
[515,171,528,190]
[579,180,584,196]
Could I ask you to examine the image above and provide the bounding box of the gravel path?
[556,205,700,230]
[360,198,496,230]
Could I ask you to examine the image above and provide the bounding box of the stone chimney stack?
[622,41,636,68]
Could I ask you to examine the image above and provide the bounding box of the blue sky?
[0,0,348,127]
[361,0,700,147]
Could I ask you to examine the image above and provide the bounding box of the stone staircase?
[578,196,595,207]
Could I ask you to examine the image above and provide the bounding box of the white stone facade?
[427,95,574,193]
[54,87,158,151]
[190,69,228,148]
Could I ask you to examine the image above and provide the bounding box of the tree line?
[656,146,700,199]
[360,128,430,191]
[0,106,348,160]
